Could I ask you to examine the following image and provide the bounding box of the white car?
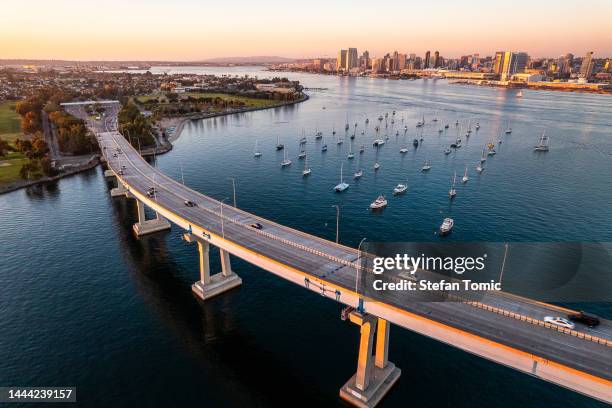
[544,316,575,330]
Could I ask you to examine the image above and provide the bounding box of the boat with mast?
[505,121,512,134]
[534,131,550,151]
[461,166,469,183]
[334,163,349,192]
[302,155,311,176]
[449,172,457,199]
[276,135,284,150]
[354,169,363,179]
[253,140,262,157]
[476,162,484,173]
[281,148,291,167]
[347,142,354,159]
[421,160,431,171]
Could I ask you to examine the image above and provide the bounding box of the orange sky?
[1,1,611,60]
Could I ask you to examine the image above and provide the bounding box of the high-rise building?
[371,58,384,73]
[493,51,506,75]
[500,52,528,80]
[433,51,440,68]
[557,53,574,75]
[397,53,407,70]
[424,51,431,69]
[580,51,594,79]
[337,49,347,71]
[605,59,612,73]
[346,48,359,71]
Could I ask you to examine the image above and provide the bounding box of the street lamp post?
[220,197,229,239]
[356,237,367,313]
[331,205,340,244]
[229,178,236,207]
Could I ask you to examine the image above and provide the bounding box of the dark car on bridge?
[568,312,600,327]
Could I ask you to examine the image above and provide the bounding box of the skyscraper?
[493,51,506,75]
[424,51,431,69]
[433,51,440,68]
[337,49,347,71]
[500,52,528,80]
[580,51,594,79]
[347,48,359,71]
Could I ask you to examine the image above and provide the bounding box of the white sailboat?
[534,131,550,151]
[354,169,363,179]
[421,160,431,171]
[461,166,469,183]
[476,162,484,173]
[302,155,311,176]
[281,148,291,167]
[334,163,349,192]
[517,90,523,98]
[347,142,354,159]
[276,135,284,150]
[449,172,457,199]
[505,121,512,134]
[253,140,262,157]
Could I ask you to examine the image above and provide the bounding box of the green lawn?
[136,92,276,108]
[0,101,23,144]
[0,152,27,185]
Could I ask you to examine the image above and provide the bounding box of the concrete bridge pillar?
[340,312,401,408]
[183,233,242,301]
[110,182,128,197]
[132,199,171,237]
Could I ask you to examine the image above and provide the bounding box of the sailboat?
[359,145,365,153]
[322,144,328,152]
[421,160,431,171]
[461,166,469,183]
[315,129,323,139]
[253,140,262,157]
[354,169,363,179]
[476,162,484,173]
[480,148,487,162]
[298,148,306,159]
[534,131,549,151]
[347,142,355,159]
[449,172,457,199]
[334,163,349,192]
[374,162,380,171]
[276,135,284,150]
[302,155,311,176]
[281,148,291,167]
[517,90,523,98]
[505,121,512,134]
[299,129,307,144]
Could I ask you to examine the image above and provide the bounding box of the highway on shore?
[73,104,611,403]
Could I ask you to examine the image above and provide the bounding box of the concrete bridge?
[68,102,611,407]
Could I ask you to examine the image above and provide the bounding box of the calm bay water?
[1,67,610,407]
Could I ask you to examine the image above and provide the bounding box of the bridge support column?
[110,182,127,197]
[340,313,401,408]
[183,234,242,301]
[132,199,170,236]
[104,169,115,178]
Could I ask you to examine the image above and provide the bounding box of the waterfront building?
[347,48,359,71]
[424,50,431,69]
[337,49,347,72]
[580,51,594,79]
[433,51,440,68]
[500,51,529,81]
[371,57,384,73]
[493,51,505,75]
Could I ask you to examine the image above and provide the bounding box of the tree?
[0,137,11,157]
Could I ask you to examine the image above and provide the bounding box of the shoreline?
[0,94,309,195]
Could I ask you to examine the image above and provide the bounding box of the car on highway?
[147,187,156,197]
[544,316,575,330]
[250,222,263,229]
[184,200,196,207]
[568,312,600,327]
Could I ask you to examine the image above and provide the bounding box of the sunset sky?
[2,0,611,60]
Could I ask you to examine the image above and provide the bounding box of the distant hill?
[200,56,295,64]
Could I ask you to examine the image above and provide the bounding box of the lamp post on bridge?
[220,197,229,239]
[228,178,237,207]
[331,205,340,244]
[356,237,367,313]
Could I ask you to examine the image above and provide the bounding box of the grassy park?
[0,101,26,185]
[136,92,277,108]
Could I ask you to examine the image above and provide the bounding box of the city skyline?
[2,0,612,60]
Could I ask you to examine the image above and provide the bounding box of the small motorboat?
[399,147,408,154]
[354,170,363,179]
[487,149,496,156]
[321,144,328,152]
[413,139,419,147]
[374,162,380,171]
[370,195,388,210]
[444,148,451,155]
[393,184,407,195]
[421,161,431,171]
[439,218,454,235]
[373,139,385,146]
